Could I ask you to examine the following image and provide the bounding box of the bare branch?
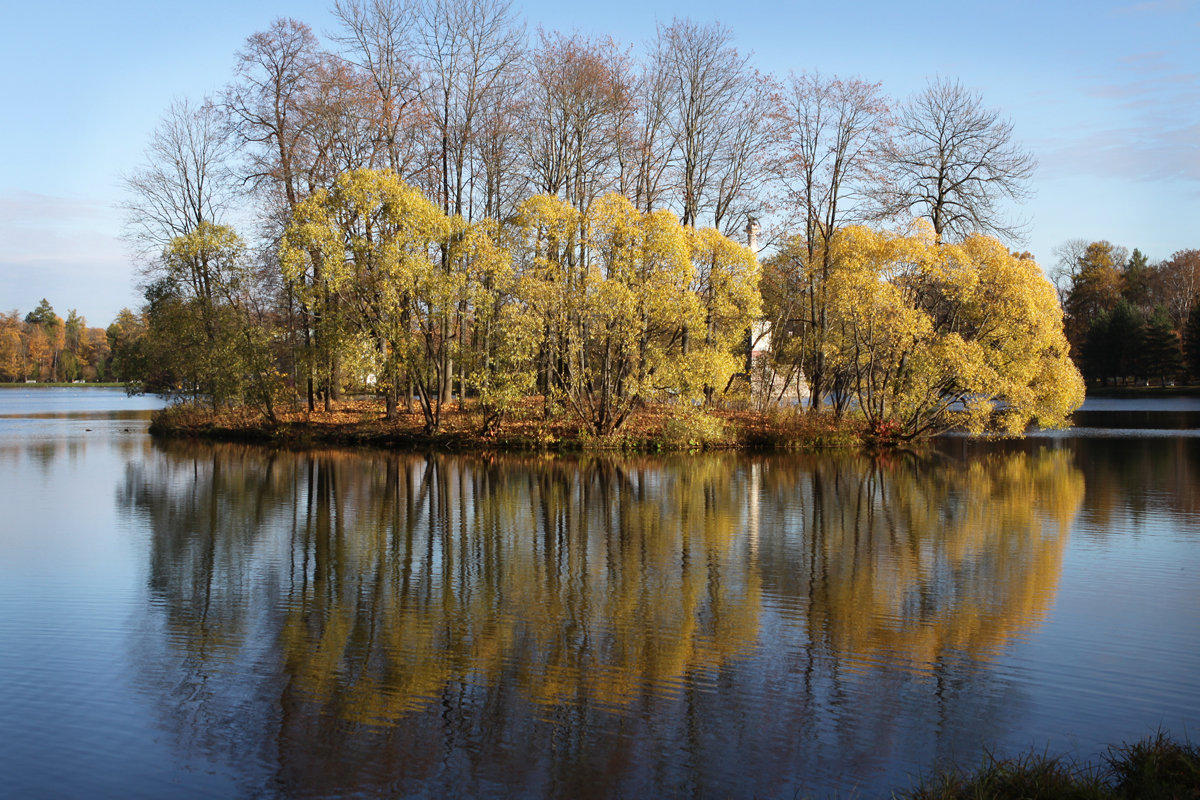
[883,77,1035,242]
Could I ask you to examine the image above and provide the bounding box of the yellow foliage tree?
[0,311,23,381]
[825,224,1084,438]
[687,227,762,401]
[282,169,535,432]
[513,193,759,435]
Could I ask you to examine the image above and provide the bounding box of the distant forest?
[1054,242,1200,386]
[0,300,124,383]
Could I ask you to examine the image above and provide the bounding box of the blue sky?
[1,0,1197,326]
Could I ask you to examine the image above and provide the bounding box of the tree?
[83,327,111,381]
[1062,240,1125,355]
[1142,311,1184,385]
[280,168,510,429]
[1184,303,1200,380]
[139,224,281,418]
[61,310,86,382]
[765,72,892,410]
[227,18,328,212]
[24,298,58,329]
[0,311,23,381]
[1122,247,1153,310]
[227,18,350,412]
[658,19,758,230]
[522,31,632,215]
[122,98,237,260]
[512,192,757,434]
[24,299,63,382]
[822,224,1083,437]
[1082,300,1144,385]
[332,0,427,178]
[417,0,524,218]
[1050,238,1090,301]
[687,226,762,401]
[884,77,1035,241]
[1157,249,1200,332]
[107,309,148,386]
[619,39,676,214]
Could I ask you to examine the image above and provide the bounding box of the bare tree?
[225,19,346,411]
[884,77,1035,241]
[416,0,524,218]
[1158,249,1200,331]
[770,72,891,253]
[472,65,527,221]
[709,71,773,236]
[122,98,238,262]
[226,18,327,215]
[1051,238,1091,301]
[617,40,677,214]
[522,31,632,215]
[658,19,754,229]
[303,56,381,178]
[332,0,430,180]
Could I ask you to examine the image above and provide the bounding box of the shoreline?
[0,381,125,389]
[147,399,868,452]
[1085,383,1200,398]
[896,731,1197,800]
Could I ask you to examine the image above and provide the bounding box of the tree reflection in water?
[122,442,1083,798]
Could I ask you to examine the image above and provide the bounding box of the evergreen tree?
[1184,304,1200,381]
[1142,310,1184,385]
[1083,300,1144,384]
[24,298,59,328]
[1121,247,1152,310]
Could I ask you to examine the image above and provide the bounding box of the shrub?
[658,409,729,449]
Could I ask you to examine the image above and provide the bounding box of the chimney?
[745,217,760,252]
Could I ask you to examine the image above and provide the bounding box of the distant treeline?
[0,299,135,383]
[1056,242,1200,385]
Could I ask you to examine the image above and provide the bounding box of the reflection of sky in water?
[1034,427,1200,438]
[0,387,166,417]
[0,389,163,445]
[1017,395,1200,438]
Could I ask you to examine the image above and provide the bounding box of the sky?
[1,0,1198,326]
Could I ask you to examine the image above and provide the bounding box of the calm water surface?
[1,389,1198,799]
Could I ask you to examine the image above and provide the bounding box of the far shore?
[1085,382,1200,398]
[0,381,124,388]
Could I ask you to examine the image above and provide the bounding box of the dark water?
[1,390,1198,799]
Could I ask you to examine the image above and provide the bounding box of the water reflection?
[122,443,1085,797]
[760,449,1082,671]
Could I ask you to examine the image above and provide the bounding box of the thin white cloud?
[1038,120,1200,183]
[0,190,134,322]
[1113,0,1194,16]
[0,191,111,225]
[1031,43,1200,186]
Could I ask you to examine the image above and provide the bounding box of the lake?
[1,388,1198,798]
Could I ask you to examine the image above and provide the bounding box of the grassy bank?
[897,732,1199,800]
[149,398,863,452]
